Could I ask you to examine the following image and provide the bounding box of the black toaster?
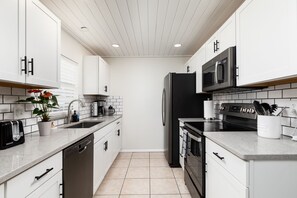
[0,120,25,150]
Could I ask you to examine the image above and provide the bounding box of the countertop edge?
[0,116,122,184]
[205,133,297,161]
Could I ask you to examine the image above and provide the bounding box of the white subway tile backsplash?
[0,104,10,113]
[4,113,14,120]
[283,89,297,98]
[275,84,291,90]
[283,126,296,136]
[292,83,297,88]
[256,91,267,99]
[238,93,247,99]
[3,96,18,103]
[268,90,282,98]
[12,88,26,96]
[213,83,297,137]
[247,92,256,99]
[26,118,37,126]
[0,87,11,95]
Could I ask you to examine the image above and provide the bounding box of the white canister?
[257,115,281,139]
[204,100,214,119]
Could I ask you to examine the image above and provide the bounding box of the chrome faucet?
[67,99,86,124]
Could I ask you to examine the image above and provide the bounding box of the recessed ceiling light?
[112,44,120,48]
[174,43,182,48]
[80,26,88,32]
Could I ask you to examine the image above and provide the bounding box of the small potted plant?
[17,89,59,136]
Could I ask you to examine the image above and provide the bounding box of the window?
[52,55,79,111]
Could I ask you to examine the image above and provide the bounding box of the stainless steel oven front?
[184,127,205,198]
[202,47,236,92]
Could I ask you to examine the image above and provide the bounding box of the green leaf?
[16,99,27,103]
[32,108,40,114]
[51,96,59,106]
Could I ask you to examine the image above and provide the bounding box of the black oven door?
[185,129,205,198]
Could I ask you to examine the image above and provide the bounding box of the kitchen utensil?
[253,101,265,115]
[271,104,278,114]
[276,107,289,116]
[261,103,271,115]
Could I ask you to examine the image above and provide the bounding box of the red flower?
[28,89,42,93]
[42,91,53,98]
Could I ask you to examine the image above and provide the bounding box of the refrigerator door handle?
[162,89,166,126]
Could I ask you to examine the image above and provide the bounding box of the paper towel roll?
[204,100,214,119]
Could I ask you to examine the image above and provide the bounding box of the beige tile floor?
[94,152,192,198]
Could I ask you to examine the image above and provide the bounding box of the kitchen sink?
[65,121,103,129]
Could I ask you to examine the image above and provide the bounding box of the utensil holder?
[257,115,281,139]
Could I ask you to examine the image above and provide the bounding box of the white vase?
[38,121,52,136]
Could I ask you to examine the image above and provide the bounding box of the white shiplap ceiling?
[41,0,244,57]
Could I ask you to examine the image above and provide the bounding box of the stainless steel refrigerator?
[162,73,211,167]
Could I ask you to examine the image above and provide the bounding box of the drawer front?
[94,119,121,143]
[206,139,248,186]
[7,152,62,198]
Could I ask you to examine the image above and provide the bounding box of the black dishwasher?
[63,134,94,198]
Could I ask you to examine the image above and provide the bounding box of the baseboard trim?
[120,149,165,152]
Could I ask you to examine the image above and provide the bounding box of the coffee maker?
[98,100,106,117]
[91,100,106,117]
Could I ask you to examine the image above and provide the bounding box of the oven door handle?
[187,131,201,143]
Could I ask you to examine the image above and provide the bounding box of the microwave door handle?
[214,61,219,84]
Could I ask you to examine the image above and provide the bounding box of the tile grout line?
[119,153,132,197]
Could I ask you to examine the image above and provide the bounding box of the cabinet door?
[217,14,236,53]
[84,56,99,94]
[205,35,218,62]
[0,183,4,198]
[25,0,61,88]
[0,0,26,83]
[236,0,297,86]
[115,121,122,156]
[98,58,110,96]
[206,154,248,198]
[195,46,206,93]
[26,171,62,198]
[93,137,108,194]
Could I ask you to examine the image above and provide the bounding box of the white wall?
[106,57,189,151]
[61,30,93,95]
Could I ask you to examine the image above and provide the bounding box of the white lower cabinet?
[6,152,62,198]
[206,154,248,198]
[93,119,122,194]
[206,139,297,198]
[26,171,62,198]
[0,183,4,198]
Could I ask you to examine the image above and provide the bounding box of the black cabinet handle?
[104,141,108,151]
[186,66,190,73]
[117,129,120,136]
[35,167,54,181]
[213,42,216,53]
[213,152,224,160]
[28,58,34,75]
[215,40,219,51]
[104,86,108,92]
[21,56,27,74]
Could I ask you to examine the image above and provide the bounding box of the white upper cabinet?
[83,56,110,96]
[0,0,60,88]
[0,0,25,84]
[236,0,297,86]
[195,46,206,93]
[205,14,236,62]
[25,0,61,88]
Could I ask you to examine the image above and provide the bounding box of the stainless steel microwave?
[202,47,236,92]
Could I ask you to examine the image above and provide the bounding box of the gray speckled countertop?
[205,132,297,161]
[0,115,121,184]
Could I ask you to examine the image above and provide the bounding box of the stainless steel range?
[183,103,257,198]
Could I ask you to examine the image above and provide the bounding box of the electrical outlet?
[13,104,25,120]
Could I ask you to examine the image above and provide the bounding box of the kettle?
[105,105,116,116]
